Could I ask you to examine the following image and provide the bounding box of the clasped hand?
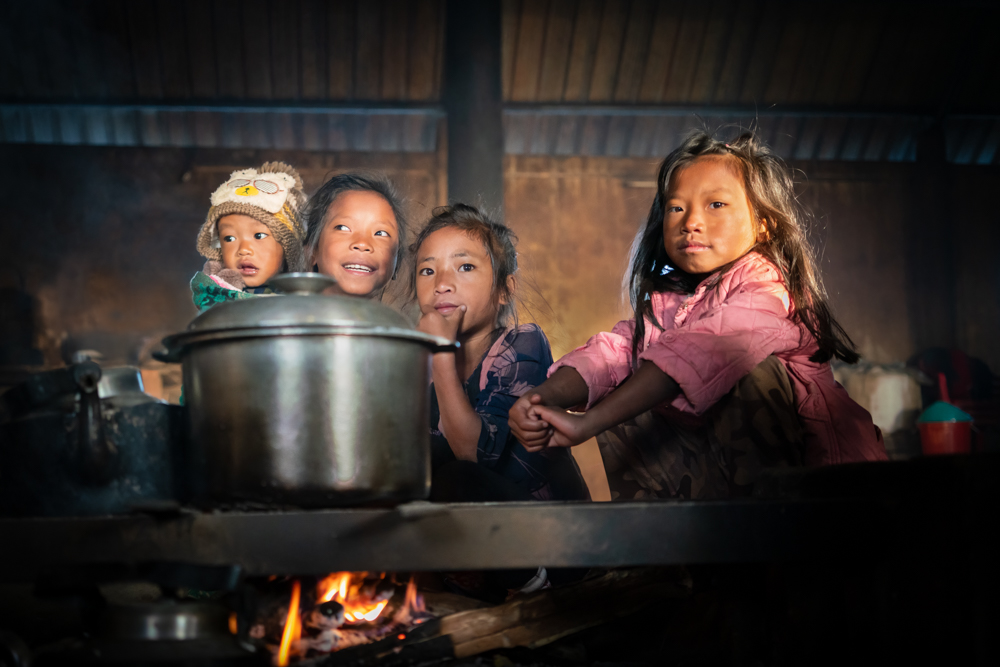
[508,394,596,452]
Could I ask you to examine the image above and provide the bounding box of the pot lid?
[156,273,456,362]
[187,273,412,332]
[917,401,973,423]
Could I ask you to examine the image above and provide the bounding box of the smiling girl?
[191,162,307,311]
[509,131,886,500]
[412,204,588,503]
[303,172,408,300]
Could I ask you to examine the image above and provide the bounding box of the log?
[310,568,691,666]
[450,580,687,657]
[420,590,491,617]
[442,568,691,657]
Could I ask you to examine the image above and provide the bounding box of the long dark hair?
[409,203,519,330]
[302,171,409,278]
[628,130,858,365]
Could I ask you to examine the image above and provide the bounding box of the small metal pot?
[158,273,453,508]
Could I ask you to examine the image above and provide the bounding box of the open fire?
[262,572,428,666]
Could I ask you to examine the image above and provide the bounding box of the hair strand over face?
[626,130,859,366]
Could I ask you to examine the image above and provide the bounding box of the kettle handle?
[73,362,115,485]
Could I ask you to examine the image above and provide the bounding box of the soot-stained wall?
[2,146,997,378]
[0,145,443,380]
[506,155,1000,375]
[3,145,997,501]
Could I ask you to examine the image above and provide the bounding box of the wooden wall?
[2,145,998,499]
[16,148,959,372]
[0,146,444,375]
[952,166,1000,373]
[504,155,655,358]
[504,156,936,366]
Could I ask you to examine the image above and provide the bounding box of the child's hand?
[528,404,595,449]
[509,394,554,452]
[417,304,465,343]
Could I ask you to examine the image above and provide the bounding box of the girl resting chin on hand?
[509,131,887,501]
[412,204,589,503]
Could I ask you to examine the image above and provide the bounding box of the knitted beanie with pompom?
[196,161,308,273]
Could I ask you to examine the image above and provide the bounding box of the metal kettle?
[0,362,182,517]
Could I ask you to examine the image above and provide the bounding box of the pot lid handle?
[270,272,339,295]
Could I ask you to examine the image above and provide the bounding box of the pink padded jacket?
[550,252,887,466]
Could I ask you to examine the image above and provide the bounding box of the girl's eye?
[254,232,268,240]
[667,206,683,214]
[709,201,726,209]
[374,230,391,238]
[333,224,350,232]
[458,263,475,272]
[418,267,433,276]
[223,235,236,242]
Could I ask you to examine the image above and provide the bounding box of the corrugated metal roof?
[0,0,444,103]
[5,103,1000,165]
[2,0,999,164]
[4,0,997,114]
[0,104,443,152]
[946,117,1000,166]
[501,0,1000,112]
[503,108,944,162]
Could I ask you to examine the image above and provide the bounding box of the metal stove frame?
[1,498,880,578]
[1,454,996,580]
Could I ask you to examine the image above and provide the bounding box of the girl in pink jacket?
[509,131,886,500]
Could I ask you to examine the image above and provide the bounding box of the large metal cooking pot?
[157,273,453,508]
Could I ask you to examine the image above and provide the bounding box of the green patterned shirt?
[189,272,276,312]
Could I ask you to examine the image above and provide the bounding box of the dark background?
[1,0,999,486]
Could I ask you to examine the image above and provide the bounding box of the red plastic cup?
[919,421,972,455]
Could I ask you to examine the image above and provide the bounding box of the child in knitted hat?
[190,161,307,311]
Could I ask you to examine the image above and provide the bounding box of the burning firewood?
[308,568,691,666]
[308,600,346,631]
[250,572,433,666]
[254,568,690,666]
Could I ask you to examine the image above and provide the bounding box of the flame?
[319,572,350,603]
[403,577,425,613]
[316,572,391,625]
[277,580,301,667]
[229,611,238,635]
[347,600,387,622]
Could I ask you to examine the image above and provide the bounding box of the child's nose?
[350,232,372,252]
[237,242,253,255]
[434,274,453,293]
[680,211,704,233]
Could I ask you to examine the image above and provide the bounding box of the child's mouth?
[678,242,710,253]
[435,302,459,314]
[238,262,259,275]
[342,263,376,274]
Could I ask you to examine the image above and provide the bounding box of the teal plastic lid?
[917,401,973,423]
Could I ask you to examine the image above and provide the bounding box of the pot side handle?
[152,348,182,364]
[152,333,185,363]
